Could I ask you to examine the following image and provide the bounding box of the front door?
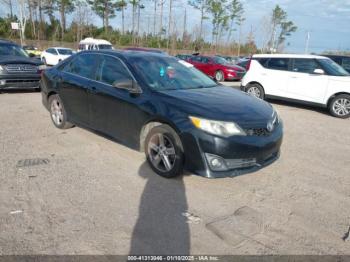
[287,58,328,103]
[89,54,144,147]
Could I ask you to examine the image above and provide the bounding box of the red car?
[187,55,246,81]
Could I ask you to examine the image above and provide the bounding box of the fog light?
[0,80,6,85]
[205,153,228,171]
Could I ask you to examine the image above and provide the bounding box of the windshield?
[318,59,350,76]
[129,56,217,91]
[213,56,229,65]
[0,44,29,57]
[99,44,112,50]
[57,49,73,55]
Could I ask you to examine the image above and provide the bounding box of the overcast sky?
[4,0,349,53]
[104,0,350,54]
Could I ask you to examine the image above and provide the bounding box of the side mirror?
[313,69,325,75]
[113,79,142,94]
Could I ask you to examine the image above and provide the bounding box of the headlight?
[38,65,46,70]
[0,65,4,71]
[226,69,236,72]
[190,116,246,137]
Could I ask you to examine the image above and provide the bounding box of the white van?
[78,38,113,51]
[241,54,350,118]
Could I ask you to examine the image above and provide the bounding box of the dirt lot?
[0,85,349,255]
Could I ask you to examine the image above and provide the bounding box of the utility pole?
[153,0,157,35]
[166,0,173,50]
[182,8,187,43]
[159,0,164,36]
[305,31,310,54]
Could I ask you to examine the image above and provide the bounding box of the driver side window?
[97,55,132,86]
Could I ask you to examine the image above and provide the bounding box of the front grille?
[5,64,38,73]
[245,114,279,137]
[245,128,270,136]
[5,79,39,84]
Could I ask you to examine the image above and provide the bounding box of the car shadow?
[267,98,331,117]
[129,162,190,255]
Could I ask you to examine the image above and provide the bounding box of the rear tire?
[48,94,74,129]
[245,83,265,99]
[329,94,350,118]
[145,125,184,178]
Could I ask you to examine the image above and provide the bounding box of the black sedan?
[41,50,283,178]
[0,40,44,90]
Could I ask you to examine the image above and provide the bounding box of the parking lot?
[0,83,349,255]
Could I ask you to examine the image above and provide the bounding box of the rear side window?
[62,54,97,79]
[342,58,350,72]
[292,59,320,74]
[97,55,132,85]
[265,58,289,71]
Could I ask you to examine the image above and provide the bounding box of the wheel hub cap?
[50,99,63,125]
[148,133,176,172]
[333,98,350,116]
[247,86,261,98]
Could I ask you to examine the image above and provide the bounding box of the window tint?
[191,56,202,62]
[292,59,320,74]
[62,54,97,79]
[97,55,131,85]
[201,57,210,64]
[266,58,289,70]
[342,58,350,72]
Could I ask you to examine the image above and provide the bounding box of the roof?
[253,54,328,59]
[79,50,170,60]
[79,38,112,45]
[0,39,17,45]
[51,47,73,50]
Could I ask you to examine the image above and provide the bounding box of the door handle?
[88,86,97,94]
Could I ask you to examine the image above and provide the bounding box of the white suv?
[241,54,350,118]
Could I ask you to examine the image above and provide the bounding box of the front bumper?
[225,71,245,80]
[181,122,283,178]
[0,74,41,89]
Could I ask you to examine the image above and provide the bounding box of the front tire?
[145,125,184,178]
[329,94,350,118]
[245,83,265,99]
[48,94,74,129]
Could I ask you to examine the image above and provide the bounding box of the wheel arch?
[246,81,264,91]
[139,118,183,152]
[326,92,350,108]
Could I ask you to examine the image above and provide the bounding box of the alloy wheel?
[332,98,350,116]
[247,86,261,98]
[147,133,176,172]
[50,98,63,126]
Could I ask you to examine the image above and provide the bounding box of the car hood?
[0,55,43,65]
[222,64,246,72]
[156,85,274,128]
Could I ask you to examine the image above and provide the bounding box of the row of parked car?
[0,37,349,179]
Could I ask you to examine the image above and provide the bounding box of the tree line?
[0,0,297,54]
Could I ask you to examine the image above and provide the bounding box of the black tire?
[48,94,74,129]
[145,125,184,178]
[329,94,350,119]
[214,70,225,82]
[245,83,265,99]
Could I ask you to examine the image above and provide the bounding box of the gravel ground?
[0,87,349,255]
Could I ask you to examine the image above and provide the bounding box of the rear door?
[59,53,98,126]
[259,57,291,96]
[286,58,328,103]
